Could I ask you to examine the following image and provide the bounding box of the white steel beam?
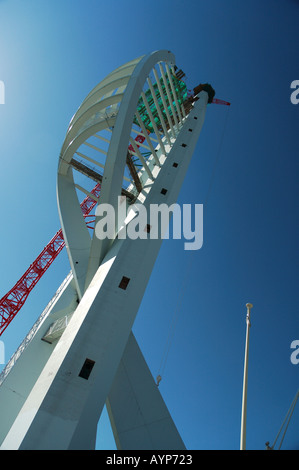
[134,111,160,166]
[165,63,183,123]
[140,91,167,155]
[128,138,154,180]
[147,77,172,146]
[158,62,179,130]
[84,141,107,155]
[74,184,99,202]
[75,151,105,170]
[152,68,176,139]
[94,133,110,144]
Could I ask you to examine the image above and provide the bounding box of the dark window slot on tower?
[181,143,187,148]
[173,162,178,168]
[78,358,95,380]
[194,116,198,120]
[188,128,193,132]
[161,188,168,195]
[145,224,151,233]
[119,276,130,290]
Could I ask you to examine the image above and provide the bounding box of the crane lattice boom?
[0,184,101,336]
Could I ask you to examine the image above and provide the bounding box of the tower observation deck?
[0,50,213,450]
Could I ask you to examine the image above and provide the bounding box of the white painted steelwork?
[0,51,209,450]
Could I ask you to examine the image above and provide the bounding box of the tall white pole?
[240,302,253,450]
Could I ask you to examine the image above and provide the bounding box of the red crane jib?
[0,183,101,336]
[212,98,231,106]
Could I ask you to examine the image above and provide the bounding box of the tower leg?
[0,232,164,449]
[106,331,185,450]
[68,332,185,450]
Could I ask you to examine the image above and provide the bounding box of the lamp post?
[240,302,253,450]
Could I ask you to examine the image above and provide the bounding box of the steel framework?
[0,50,214,450]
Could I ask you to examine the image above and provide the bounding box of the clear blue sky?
[0,0,298,450]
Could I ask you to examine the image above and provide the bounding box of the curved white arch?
[60,95,123,164]
[85,50,176,286]
[57,49,192,297]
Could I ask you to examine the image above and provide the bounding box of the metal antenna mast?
[240,302,253,450]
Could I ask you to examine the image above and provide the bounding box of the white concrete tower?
[0,50,211,450]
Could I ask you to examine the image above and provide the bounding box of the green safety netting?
[133,72,187,133]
